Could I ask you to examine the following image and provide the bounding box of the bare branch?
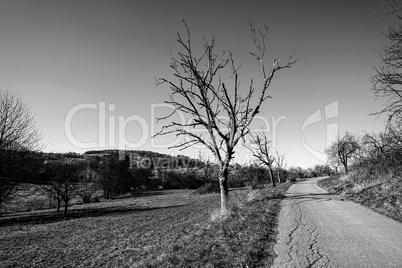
[154,21,295,208]
[371,5,402,122]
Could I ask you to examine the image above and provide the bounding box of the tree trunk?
[268,165,276,187]
[56,192,61,212]
[342,159,348,174]
[103,187,110,199]
[277,169,281,184]
[344,164,348,174]
[219,165,229,214]
[64,201,68,216]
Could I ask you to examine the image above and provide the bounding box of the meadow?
[0,184,290,267]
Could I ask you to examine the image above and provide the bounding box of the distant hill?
[83,149,208,170]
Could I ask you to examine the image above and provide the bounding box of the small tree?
[275,151,286,183]
[155,21,296,213]
[247,132,276,187]
[42,161,83,216]
[78,165,98,203]
[325,132,360,174]
[0,90,41,209]
[41,176,63,213]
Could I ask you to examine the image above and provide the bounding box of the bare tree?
[0,90,41,208]
[0,90,41,151]
[371,0,402,124]
[327,154,340,174]
[41,178,63,213]
[275,151,286,183]
[247,132,276,187]
[361,132,390,157]
[155,22,296,213]
[42,161,83,216]
[77,165,98,204]
[325,132,360,174]
[361,128,402,158]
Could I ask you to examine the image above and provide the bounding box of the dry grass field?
[0,184,290,267]
[0,189,219,267]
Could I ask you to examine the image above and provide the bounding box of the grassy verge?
[145,183,291,267]
[316,176,343,194]
[0,184,290,267]
[317,175,402,223]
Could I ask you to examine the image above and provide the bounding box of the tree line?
[1,141,332,216]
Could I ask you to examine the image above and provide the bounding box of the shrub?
[250,180,266,190]
[92,194,102,202]
[78,184,97,204]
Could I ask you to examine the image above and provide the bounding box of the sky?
[0,0,399,168]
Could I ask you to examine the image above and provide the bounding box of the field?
[0,184,290,267]
[0,189,218,267]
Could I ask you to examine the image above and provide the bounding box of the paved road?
[272,177,402,268]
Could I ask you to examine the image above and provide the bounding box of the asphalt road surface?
[272,177,402,268]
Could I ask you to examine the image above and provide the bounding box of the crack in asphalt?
[285,203,303,263]
[306,224,330,268]
[273,199,332,268]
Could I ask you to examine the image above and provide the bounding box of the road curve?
[272,177,402,268]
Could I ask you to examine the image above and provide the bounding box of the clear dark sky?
[0,0,397,168]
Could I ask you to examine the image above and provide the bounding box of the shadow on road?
[285,192,332,198]
[281,192,344,205]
